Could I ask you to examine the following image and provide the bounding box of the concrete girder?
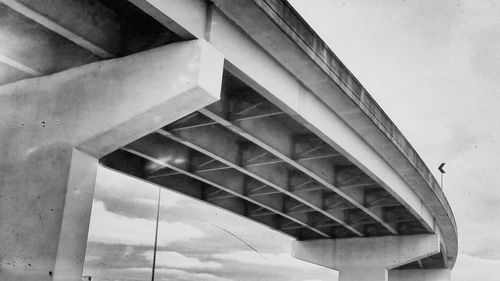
[0,0,183,86]
[0,53,40,76]
[147,170,294,236]
[163,107,415,236]
[225,91,284,122]
[1,0,122,58]
[0,40,223,280]
[0,0,120,85]
[292,234,441,281]
[169,110,288,133]
[0,39,222,159]
[0,2,97,83]
[123,134,331,239]
[365,189,401,208]
[198,106,398,235]
[293,135,341,161]
[159,126,364,237]
[101,149,239,211]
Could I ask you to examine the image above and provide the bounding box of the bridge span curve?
[0,0,456,280]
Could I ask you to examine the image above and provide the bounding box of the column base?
[0,144,98,281]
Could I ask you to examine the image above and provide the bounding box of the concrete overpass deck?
[0,0,457,280]
[101,69,445,270]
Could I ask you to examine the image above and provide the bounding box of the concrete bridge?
[0,0,457,280]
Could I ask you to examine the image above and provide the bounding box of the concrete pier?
[0,39,223,280]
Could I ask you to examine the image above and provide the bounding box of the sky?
[83,168,336,281]
[83,1,500,280]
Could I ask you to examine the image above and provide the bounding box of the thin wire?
[151,187,161,281]
[198,220,270,265]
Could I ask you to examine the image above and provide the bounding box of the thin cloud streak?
[213,250,312,268]
[128,267,233,281]
[142,250,223,269]
[87,200,205,246]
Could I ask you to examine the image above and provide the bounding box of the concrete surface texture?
[293,235,444,281]
[0,39,223,280]
[0,0,457,281]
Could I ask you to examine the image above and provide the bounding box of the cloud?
[142,250,223,269]
[289,2,500,279]
[95,166,185,207]
[88,200,205,246]
[129,268,232,281]
[212,250,311,268]
[459,217,500,260]
[453,253,500,281]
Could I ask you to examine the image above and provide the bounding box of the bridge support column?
[0,39,223,281]
[292,234,441,281]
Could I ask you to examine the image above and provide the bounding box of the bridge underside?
[0,0,455,280]
[101,69,445,270]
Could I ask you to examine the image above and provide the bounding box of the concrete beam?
[163,110,413,236]
[159,127,362,236]
[0,2,97,82]
[123,133,330,239]
[0,53,41,76]
[1,0,122,58]
[198,106,396,235]
[292,234,441,281]
[102,149,289,236]
[0,55,33,85]
[1,39,223,159]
